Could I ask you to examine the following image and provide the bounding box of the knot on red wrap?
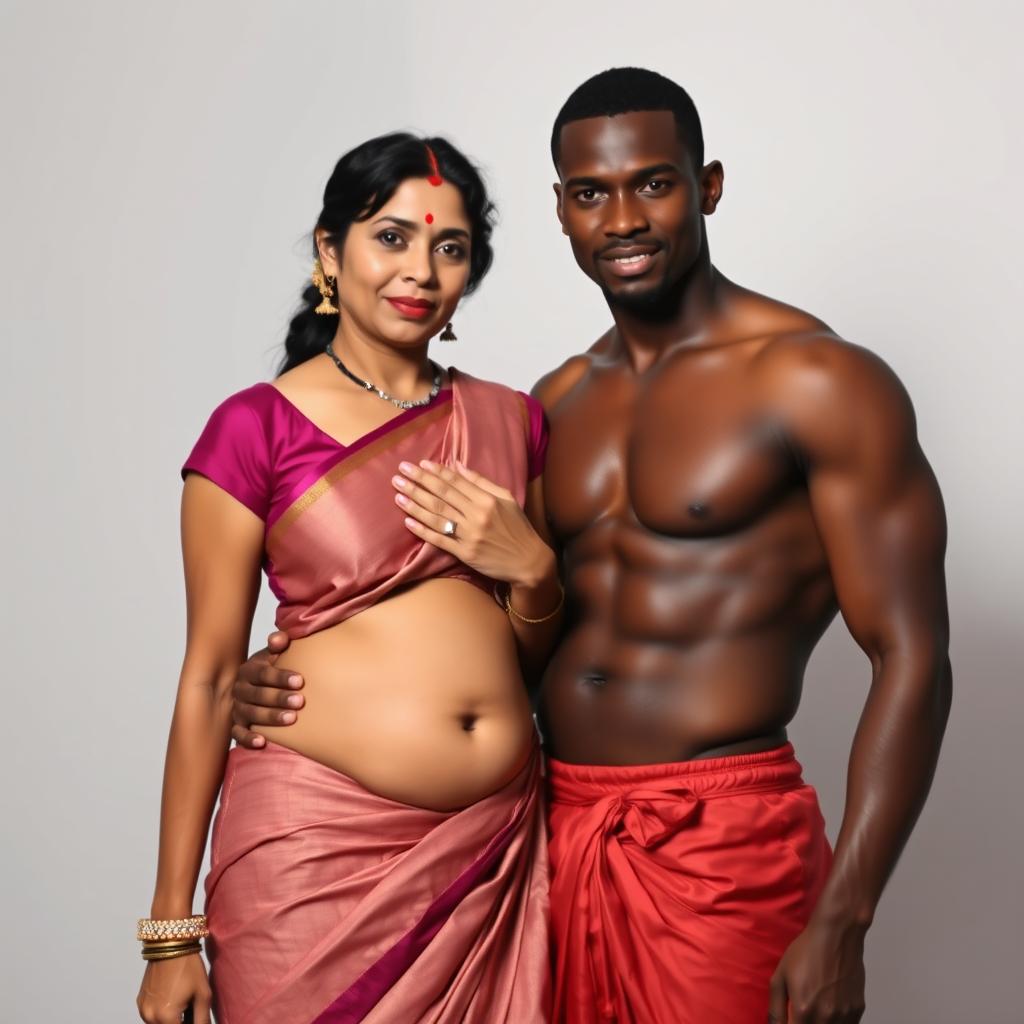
[607,787,701,848]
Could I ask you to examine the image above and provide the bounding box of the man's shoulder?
[719,283,916,442]
[756,326,906,407]
[725,286,888,389]
[530,328,614,411]
[750,323,918,461]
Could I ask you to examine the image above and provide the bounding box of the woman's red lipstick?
[386,296,435,319]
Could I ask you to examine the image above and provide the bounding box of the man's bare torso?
[537,283,858,764]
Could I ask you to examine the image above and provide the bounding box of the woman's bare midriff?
[253,579,534,810]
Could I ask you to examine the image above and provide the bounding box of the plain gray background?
[2,1,1020,1020]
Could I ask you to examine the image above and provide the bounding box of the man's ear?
[700,160,724,216]
[314,227,340,277]
[553,182,567,235]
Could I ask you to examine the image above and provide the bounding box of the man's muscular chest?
[544,354,801,543]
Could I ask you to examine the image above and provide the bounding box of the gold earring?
[439,321,457,342]
[312,259,339,315]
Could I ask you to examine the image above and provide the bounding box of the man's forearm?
[812,650,952,928]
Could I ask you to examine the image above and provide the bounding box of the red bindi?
[425,213,434,224]
[425,145,443,187]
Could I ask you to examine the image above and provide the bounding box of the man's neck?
[607,245,726,374]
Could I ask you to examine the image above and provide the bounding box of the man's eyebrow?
[563,163,683,190]
[562,175,605,190]
[629,162,682,181]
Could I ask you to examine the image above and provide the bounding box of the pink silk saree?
[205,743,549,1023]
[184,370,551,1021]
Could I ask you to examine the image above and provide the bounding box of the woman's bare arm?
[505,474,563,688]
[149,474,264,917]
[138,474,265,1022]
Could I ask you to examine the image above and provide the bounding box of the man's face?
[553,110,716,309]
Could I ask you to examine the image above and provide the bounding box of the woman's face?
[321,177,472,349]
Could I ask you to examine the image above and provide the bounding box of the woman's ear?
[314,228,340,278]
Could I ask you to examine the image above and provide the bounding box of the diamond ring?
[442,519,458,538]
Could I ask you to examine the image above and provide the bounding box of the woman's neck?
[330,320,436,398]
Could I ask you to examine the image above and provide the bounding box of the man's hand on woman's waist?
[230,631,302,749]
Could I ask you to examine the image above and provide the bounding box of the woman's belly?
[254,579,534,810]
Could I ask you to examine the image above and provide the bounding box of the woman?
[135,134,562,1024]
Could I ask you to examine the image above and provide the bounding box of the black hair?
[279,133,496,374]
[550,67,704,171]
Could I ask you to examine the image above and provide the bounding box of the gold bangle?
[497,580,565,625]
[137,915,209,942]
[142,944,201,958]
[142,944,201,962]
[141,937,202,954]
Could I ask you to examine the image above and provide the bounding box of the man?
[232,69,950,1023]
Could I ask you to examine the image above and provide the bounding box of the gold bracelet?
[137,914,209,942]
[496,580,565,625]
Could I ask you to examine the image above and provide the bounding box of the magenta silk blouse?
[182,369,548,639]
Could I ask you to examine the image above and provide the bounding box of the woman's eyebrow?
[371,215,418,229]
[372,215,470,241]
[370,215,470,242]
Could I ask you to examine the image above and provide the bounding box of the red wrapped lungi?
[547,743,831,1023]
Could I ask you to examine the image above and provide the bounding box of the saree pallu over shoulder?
[205,743,549,1024]
[265,370,535,638]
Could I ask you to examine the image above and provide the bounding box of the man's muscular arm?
[769,338,951,1023]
